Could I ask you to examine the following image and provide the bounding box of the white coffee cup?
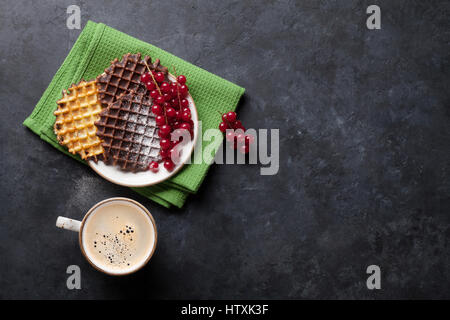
[56,197,157,276]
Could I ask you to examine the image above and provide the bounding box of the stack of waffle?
[54,53,168,172]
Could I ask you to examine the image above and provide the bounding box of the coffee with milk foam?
[82,200,155,274]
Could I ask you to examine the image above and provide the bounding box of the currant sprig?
[140,65,193,172]
[218,111,254,154]
[143,60,162,96]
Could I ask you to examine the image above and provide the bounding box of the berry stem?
[145,61,167,124]
[144,60,162,96]
[164,107,168,125]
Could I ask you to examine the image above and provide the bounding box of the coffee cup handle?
[56,216,81,232]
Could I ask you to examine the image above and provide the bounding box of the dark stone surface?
[0,0,449,299]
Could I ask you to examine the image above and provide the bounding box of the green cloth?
[23,21,245,208]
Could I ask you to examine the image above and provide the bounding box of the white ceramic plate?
[89,74,198,187]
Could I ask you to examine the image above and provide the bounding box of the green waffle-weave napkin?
[23,21,245,208]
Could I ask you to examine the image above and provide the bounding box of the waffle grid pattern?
[95,91,161,172]
[53,80,104,161]
[96,53,168,107]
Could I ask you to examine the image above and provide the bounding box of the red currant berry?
[181,111,191,122]
[180,122,191,131]
[160,138,171,150]
[164,159,175,171]
[219,122,227,132]
[225,130,235,142]
[166,107,176,118]
[233,120,243,129]
[154,72,165,83]
[179,84,188,97]
[155,115,166,126]
[226,111,237,123]
[148,161,159,173]
[162,102,170,110]
[145,81,156,91]
[141,72,151,83]
[169,147,180,162]
[236,132,246,143]
[168,117,176,125]
[181,99,189,108]
[182,107,190,114]
[160,82,170,93]
[152,104,163,116]
[150,90,160,99]
[175,110,181,120]
[172,120,181,129]
[170,81,178,89]
[170,98,177,107]
[239,144,250,154]
[156,96,165,105]
[162,93,171,102]
[169,88,177,97]
[160,149,169,159]
[158,124,172,138]
[245,134,255,145]
[177,75,186,84]
[222,113,228,122]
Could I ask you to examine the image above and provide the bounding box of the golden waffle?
[95,91,161,172]
[54,80,104,161]
[96,53,168,107]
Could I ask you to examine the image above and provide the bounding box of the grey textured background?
[0,0,449,299]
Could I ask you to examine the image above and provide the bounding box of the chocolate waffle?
[96,53,168,107]
[95,91,161,172]
[54,80,104,161]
